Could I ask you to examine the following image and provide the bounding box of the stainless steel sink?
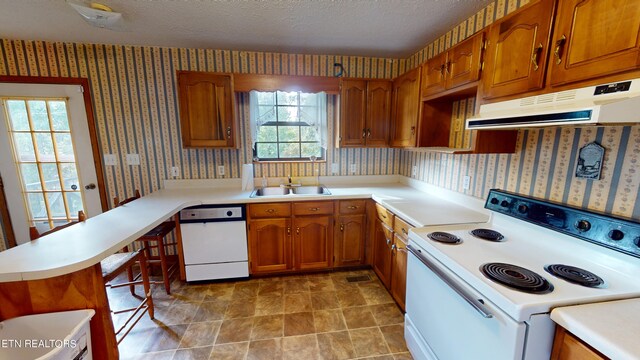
[250,185,331,197]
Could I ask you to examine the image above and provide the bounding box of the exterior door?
[0,83,102,245]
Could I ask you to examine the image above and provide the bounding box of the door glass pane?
[54,133,75,162]
[60,163,80,191]
[48,101,70,131]
[28,100,50,131]
[20,163,42,191]
[13,133,36,161]
[46,192,66,217]
[35,133,56,162]
[27,193,47,220]
[65,192,83,216]
[41,163,62,190]
[6,100,29,130]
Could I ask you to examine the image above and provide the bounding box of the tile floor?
[109,269,413,360]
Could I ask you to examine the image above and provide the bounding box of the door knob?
[84,183,96,190]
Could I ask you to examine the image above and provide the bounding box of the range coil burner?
[471,228,505,241]
[481,263,553,294]
[427,232,462,244]
[544,264,605,288]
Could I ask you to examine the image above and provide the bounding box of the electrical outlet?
[170,167,180,178]
[349,164,357,173]
[331,163,339,174]
[412,166,418,177]
[463,176,471,190]
[103,154,117,166]
[217,165,225,176]
[126,153,140,166]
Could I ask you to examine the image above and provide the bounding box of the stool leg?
[138,253,154,319]
[126,267,135,296]
[157,236,171,294]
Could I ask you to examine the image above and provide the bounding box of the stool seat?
[101,252,139,281]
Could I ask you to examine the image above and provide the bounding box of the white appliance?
[466,78,640,129]
[405,189,640,360]
[179,204,249,281]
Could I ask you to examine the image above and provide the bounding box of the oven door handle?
[407,244,493,319]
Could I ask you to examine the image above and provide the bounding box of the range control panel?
[486,189,640,258]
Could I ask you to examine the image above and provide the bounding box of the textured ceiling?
[0,0,492,58]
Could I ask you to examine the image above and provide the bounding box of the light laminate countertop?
[551,299,640,359]
[0,176,489,282]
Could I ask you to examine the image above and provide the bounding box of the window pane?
[301,143,322,158]
[300,127,318,141]
[27,192,47,220]
[35,133,56,162]
[54,133,75,162]
[279,143,300,158]
[277,91,298,106]
[13,133,36,162]
[256,143,277,159]
[6,100,29,131]
[49,101,70,131]
[257,126,277,142]
[20,163,42,191]
[65,192,83,216]
[278,126,299,142]
[46,192,66,217]
[256,92,275,106]
[300,93,318,107]
[60,163,80,191]
[299,108,317,124]
[28,100,50,131]
[257,105,276,123]
[40,163,61,191]
[277,106,298,122]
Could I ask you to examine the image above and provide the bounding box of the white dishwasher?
[179,204,248,282]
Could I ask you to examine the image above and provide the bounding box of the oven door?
[405,242,526,360]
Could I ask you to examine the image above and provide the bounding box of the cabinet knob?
[347,205,359,210]
[266,208,276,214]
[226,126,232,139]
[340,223,344,231]
[386,238,391,246]
[391,244,397,251]
[362,129,367,138]
[554,35,567,65]
[309,207,319,211]
[296,227,300,235]
[411,126,416,136]
[287,227,291,235]
[367,129,371,138]
[402,228,408,235]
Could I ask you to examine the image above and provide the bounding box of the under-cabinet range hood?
[466,79,640,130]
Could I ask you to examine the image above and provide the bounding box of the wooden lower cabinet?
[294,215,333,270]
[248,217,292,274]
[334,214,367,267]
[372,218,394,289]
[551,326,606,360]
[390,234,408,310]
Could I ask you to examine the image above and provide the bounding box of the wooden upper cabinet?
[339,80,368,147]
[421,32,485,98]
[177,71,236,148]
[548,0,640,87]
[481,0,556,99]
[390,67,422,147]
[366,81,392,147]
[339,79,391,147]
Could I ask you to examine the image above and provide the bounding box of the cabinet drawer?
[375,203,394,228]
[393,217,412,240]
[339,200,366,214]
[293,201,334,216]
[248,203,291,218]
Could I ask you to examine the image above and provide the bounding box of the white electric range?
[405,189,640,360]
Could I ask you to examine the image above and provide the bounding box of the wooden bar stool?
[114,190,178,294]
[30,211,154,344]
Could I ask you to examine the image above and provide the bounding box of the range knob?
[500,200,510,208]
[490,198,500,205]
[575,220,591,232]
[609,229,625,241]
[517,204,528,214]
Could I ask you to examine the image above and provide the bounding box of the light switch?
[170,167,180,177]
[126,153,140,166]
[412,166,418,177]
[463,176,471,190]
[104,154,117,166]
[218,165,225,176]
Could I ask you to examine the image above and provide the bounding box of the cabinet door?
[366,80,392,147]
[390,234,408,311]
[294,216,333,270]
[372,219,393,288]
[177,71,236,148]
[339,80,367,147]
[549,0,640,86]
[249,218,291,274]
[390,67,422,147]
[335,214,366,267]
[421,52,448,97]
[481,0,555,99]
[447,32,485,90]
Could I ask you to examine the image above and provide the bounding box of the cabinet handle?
[340,223,344,231]
[411,126,416,136]
[367,129,371,138]
[391,244,397,251]
[347,205,359,210]
[386,238,391,246]
[296,227,300,235]
[266,208,275,214]
[287,227,291,235]
[554,35,567,65]
[402,228,408,235]
[362,129,367,138]
[445,61,451,74]
[530,43,543,71]
[437,63,445,78]
[380,213,387,219]
[308,207,320,211]
[226,126,232,139]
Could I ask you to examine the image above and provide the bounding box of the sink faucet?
[287,174,292,185]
